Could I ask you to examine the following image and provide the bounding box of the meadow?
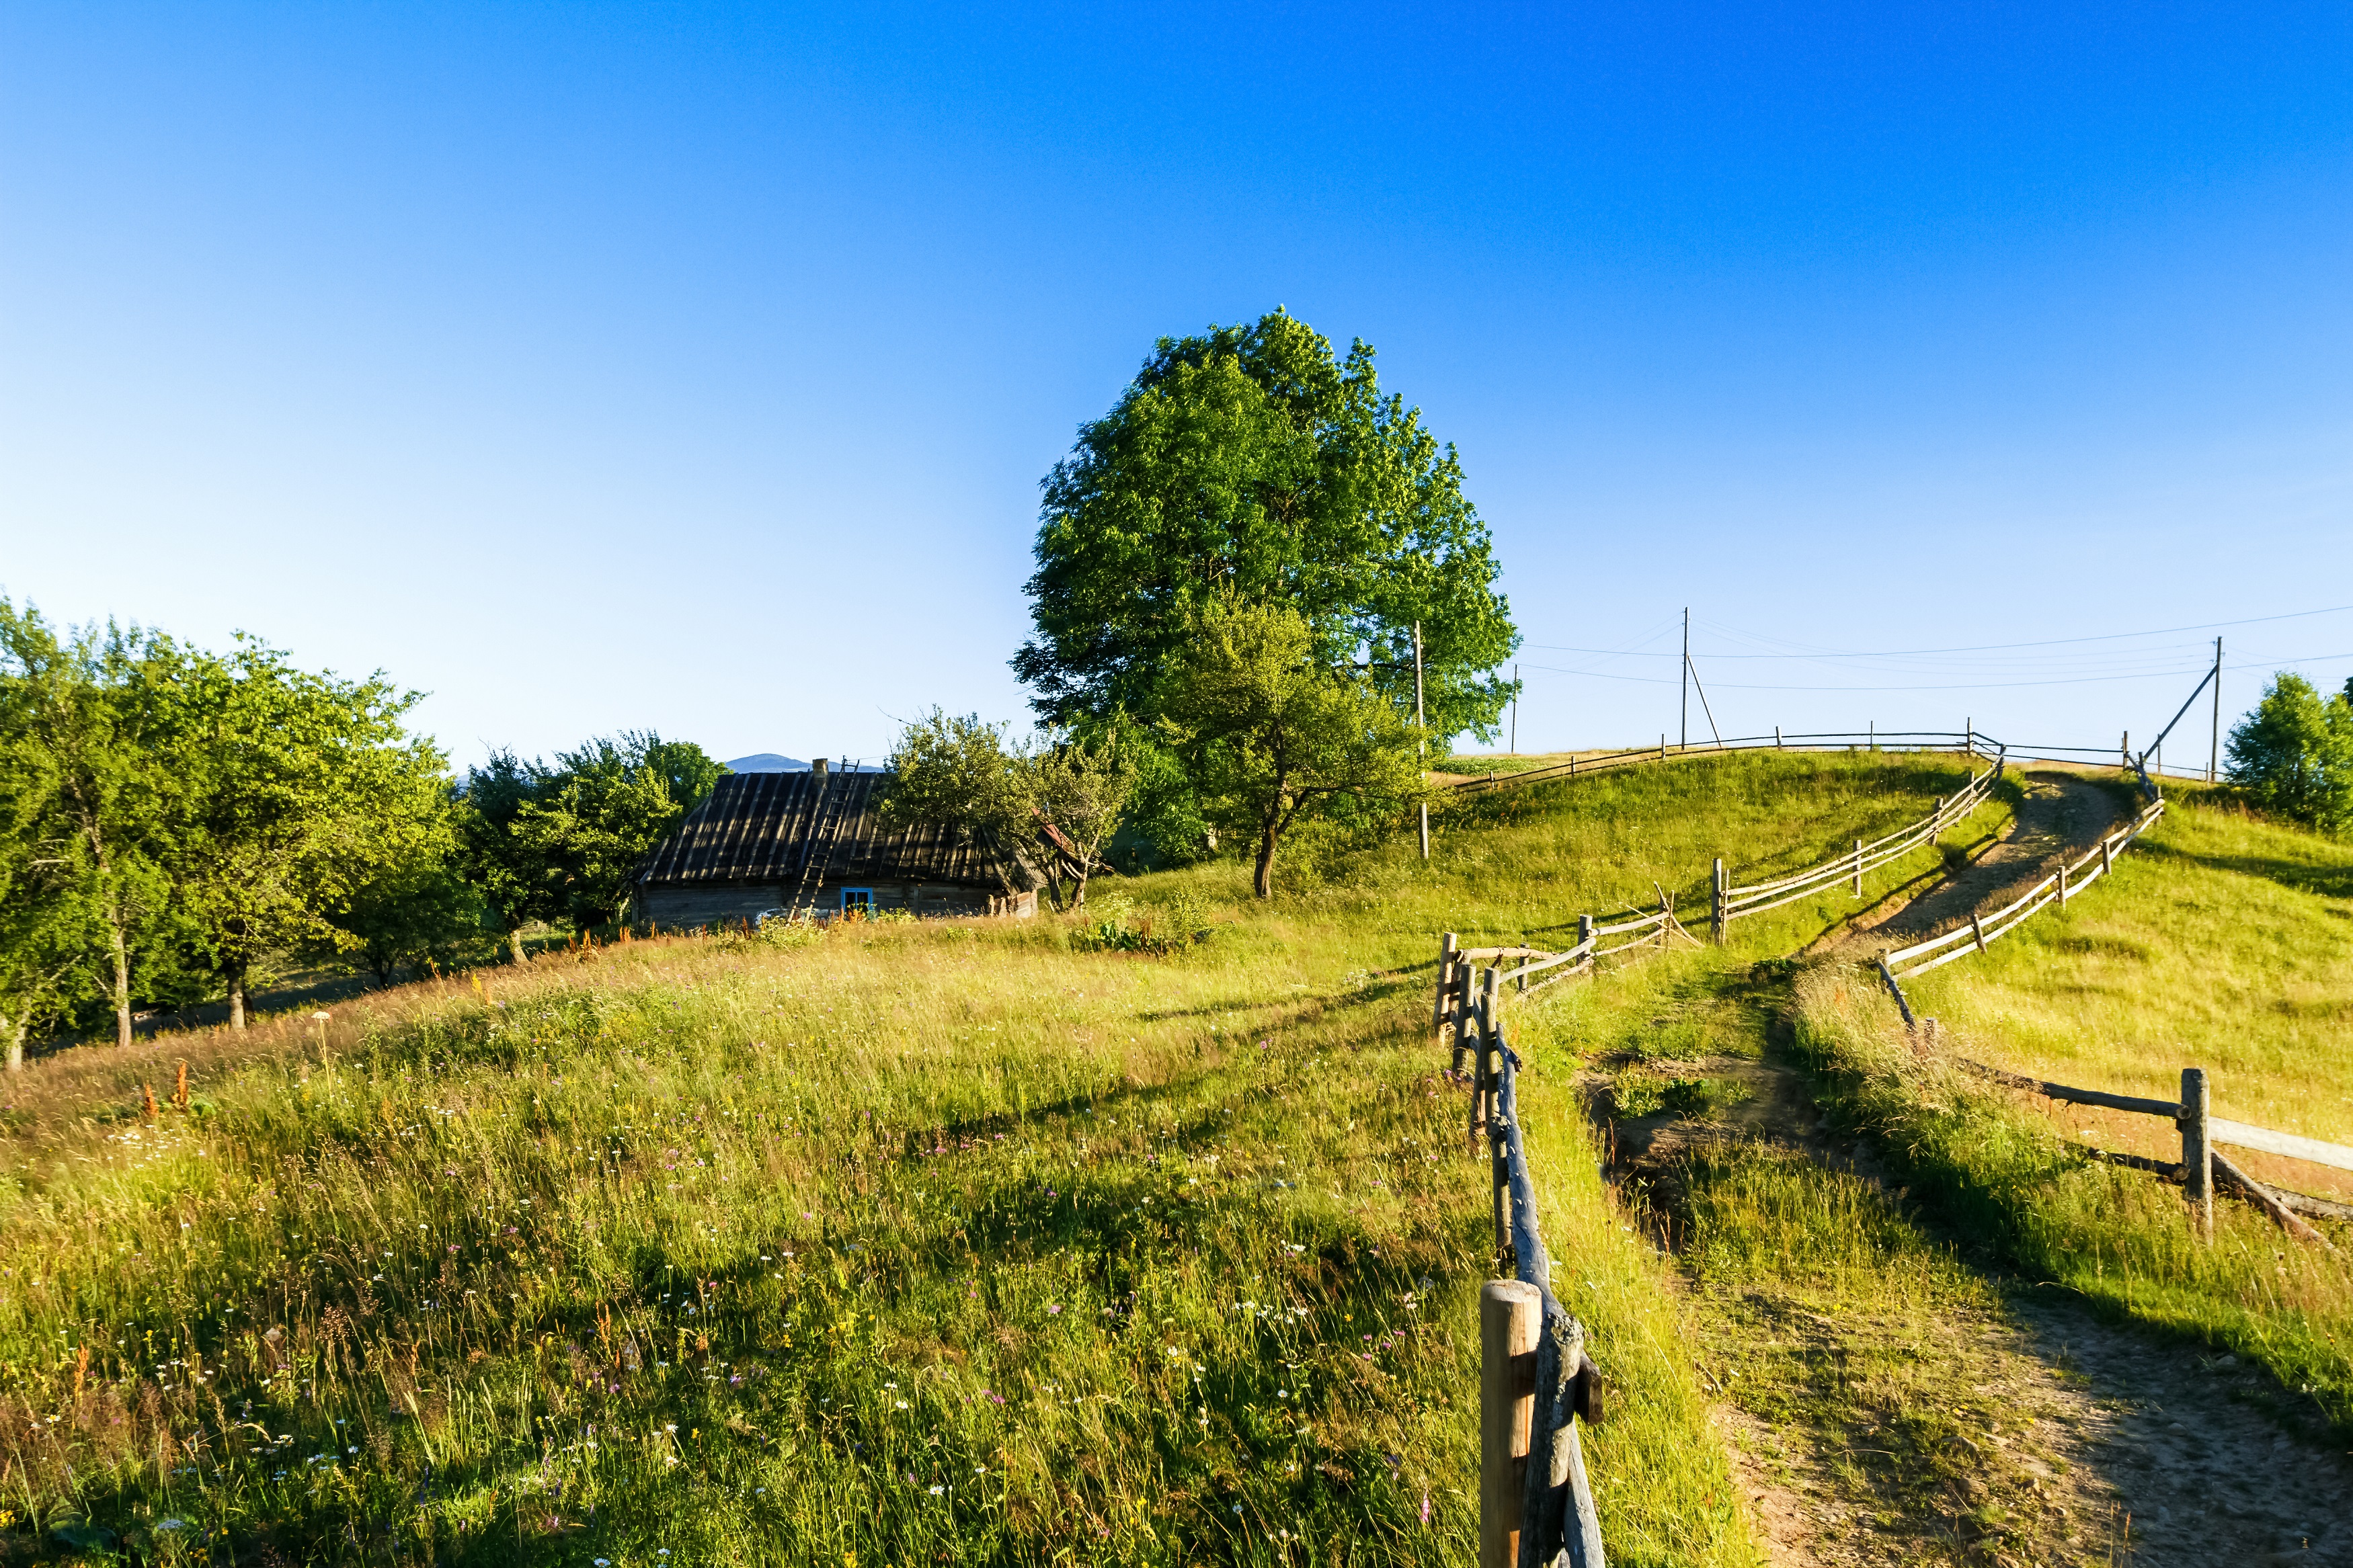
[0,751,2000,1566]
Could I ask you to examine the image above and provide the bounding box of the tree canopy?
[2226,672,2353,833]
[1013,310,1517,743]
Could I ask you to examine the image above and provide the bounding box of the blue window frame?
[840,887,875,913]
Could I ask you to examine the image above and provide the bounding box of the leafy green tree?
[170,638,451,1027]
[0,600,190,1048]
[457,733,723,946]
[879,710,1033,862]
[2226,672,2353,832]
[0,665,102,1068]
[331,798,483,985]
[1158,597,1423,897]
[454,749,560,963]
[1014,310,1517,746]
[1027,730,1135,908]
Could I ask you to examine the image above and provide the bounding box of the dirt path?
[1603,1042,2353,1565]
[1833,770,2128,952]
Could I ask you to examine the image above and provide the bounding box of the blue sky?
[4,3,2350,770]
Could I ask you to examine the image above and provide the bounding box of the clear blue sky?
[5,3,2350,771]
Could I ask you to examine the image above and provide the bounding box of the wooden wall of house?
[636,881,1034,927]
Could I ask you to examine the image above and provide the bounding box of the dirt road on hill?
[1828,769,2130,954]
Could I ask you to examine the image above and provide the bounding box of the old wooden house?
[633,759,1043,926]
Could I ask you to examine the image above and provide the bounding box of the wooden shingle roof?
[636,772,1039,891]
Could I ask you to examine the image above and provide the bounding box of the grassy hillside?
[1898,782,2353,1188]
[0,750,1994,1566]
[1790,784,2353,1434]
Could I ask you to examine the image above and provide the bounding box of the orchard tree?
[454,750,561,962]
[0,600,189,1049]
[171,638,451,1027]
[879,709,1033,861]
[1158,597,1423,897]
[1014,310,1518,749]
[1027,730,1135,907]
[457,733,723,949]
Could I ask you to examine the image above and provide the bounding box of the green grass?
[1661,1140,2128,1563]
[0,751,1992,1565]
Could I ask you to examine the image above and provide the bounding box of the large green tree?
[1014,311,1518,745]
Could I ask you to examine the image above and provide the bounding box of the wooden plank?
[2209,1117,2353,1174]
[2042,1083,2182,1118]
[2211,1149,2334,1248]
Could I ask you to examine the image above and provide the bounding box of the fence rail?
[1942,1054,2348,1247]
[1448,728,2003,796]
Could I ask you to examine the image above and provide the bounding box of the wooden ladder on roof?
[786,772,854,918]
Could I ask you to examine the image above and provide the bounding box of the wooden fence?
[1708,756,2005,939]
[1930,1050,2352,1247]
[1878,795,2167,987]
[1449,958,1608,1567]
[1448,727,2003,796]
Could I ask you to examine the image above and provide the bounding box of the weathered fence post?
[1435,932,1459,1042]
[1876,954,1915,1031]
[1484,971,1509,1255]
[1455,962,1478,1079]
[2057,862,2069,905]
[2182,1067,2212,1243]
[1966,718,1974,755]
[1578,913,1593,955]
[1711,858,1727,944]
[1480,1280,1542,1568]
[1852,839,1864,897]
[1970,913,1988,954]
[2102,836,2114,877]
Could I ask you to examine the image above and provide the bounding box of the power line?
[1520,650,2353,694]
[1521,603,2353,663]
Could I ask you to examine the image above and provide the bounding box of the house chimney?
[811,757,829,783]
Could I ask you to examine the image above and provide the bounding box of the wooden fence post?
[2182,1067,2212,1243]
[2057,862,2069,905]
[1578,913,1593,954]
[1454,962,1478,1079]
[1435,932,1458,1042]
[1711,858,1726,945]
[1852,839,1864,897]
[1480,1280,1541,1568]
[1970,914,1988,954]
[2102,837,2114,876]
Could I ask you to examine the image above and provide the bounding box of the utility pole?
[2209,636,2222,783]
[1680,606,1689,751]
[1414,622,1429,861]
[1510,663,1518,754]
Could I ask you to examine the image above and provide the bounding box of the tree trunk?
[5,1015,23,1073]
[1254,824,1278,899]
[1072,865,1091,907]
[108,896,133,1049]
[227,960,247,1031]
[510,927,528,965]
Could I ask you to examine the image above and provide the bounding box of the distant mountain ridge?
[721,753,884,774]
